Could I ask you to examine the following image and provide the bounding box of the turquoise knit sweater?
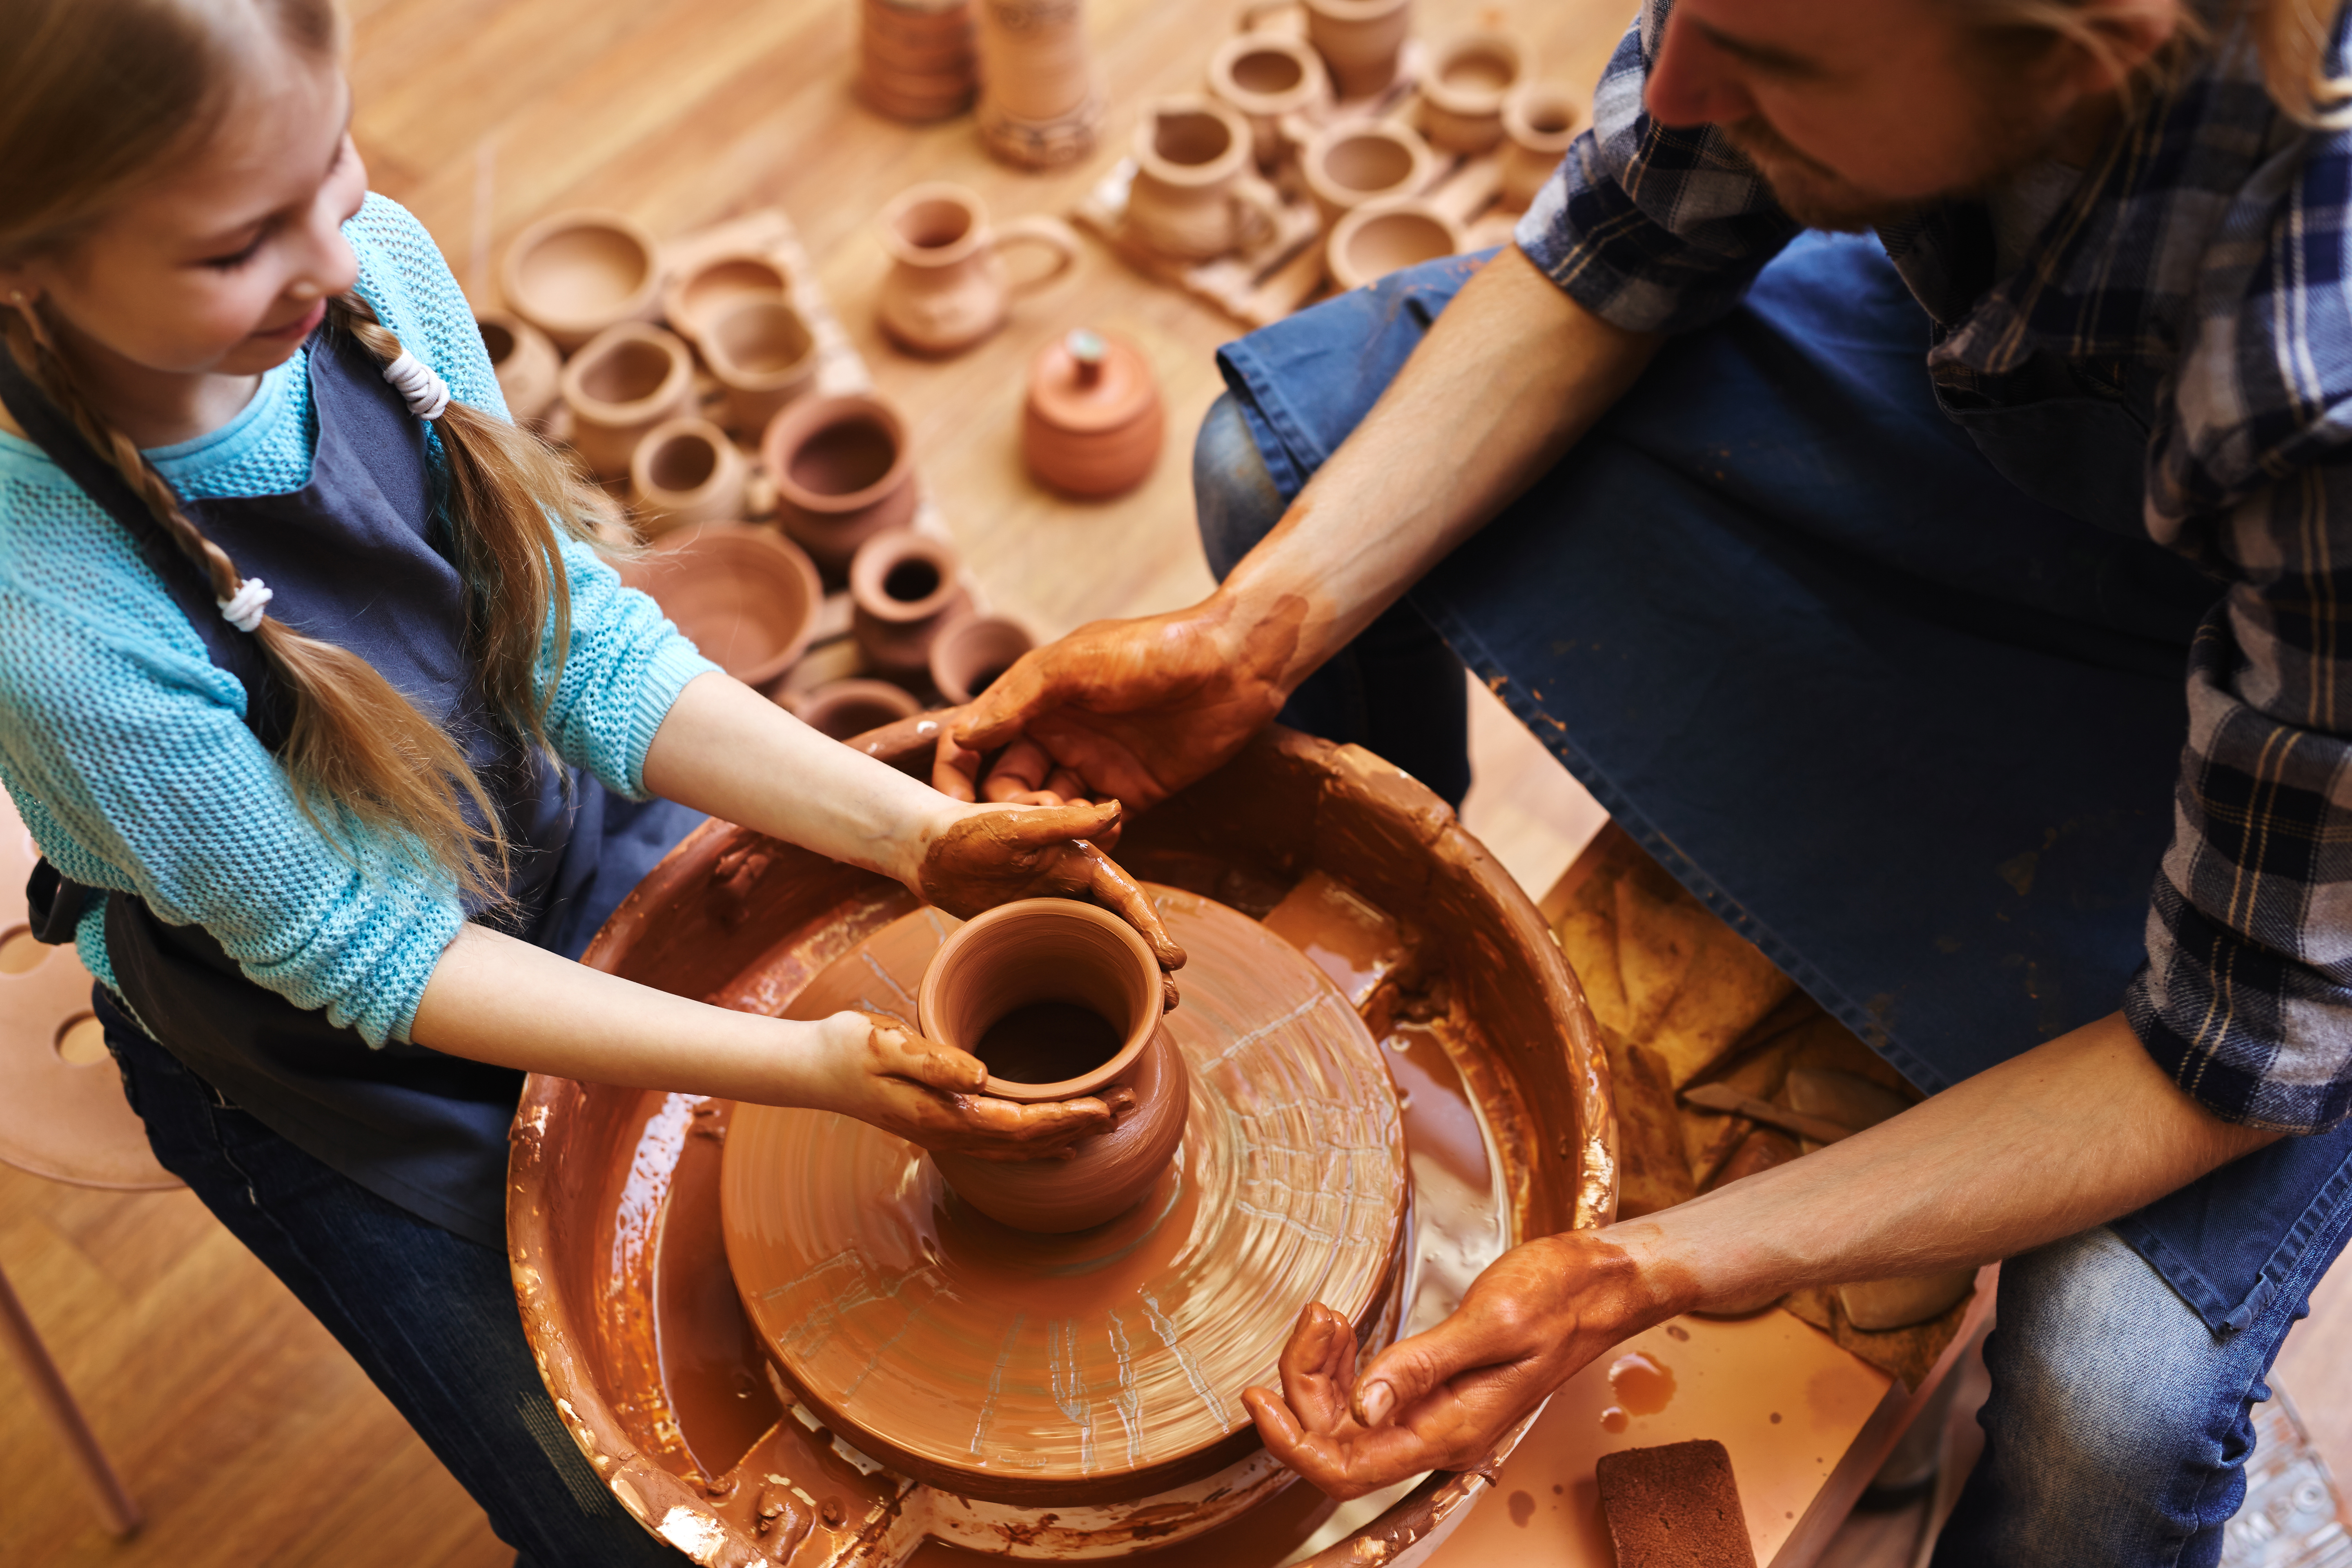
[0,195,718,1046]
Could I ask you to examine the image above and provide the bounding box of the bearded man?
[940,0,2352,1560]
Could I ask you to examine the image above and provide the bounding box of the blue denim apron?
[1216,233,2352,1337]
[0,329,699,1246]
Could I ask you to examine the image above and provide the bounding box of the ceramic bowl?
[615,522,823,689]
[500,209,664,351]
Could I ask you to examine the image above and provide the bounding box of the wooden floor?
[2,0,2344,1564]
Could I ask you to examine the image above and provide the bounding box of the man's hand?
[915,799,1187,976]
[803,1010,1118,1161]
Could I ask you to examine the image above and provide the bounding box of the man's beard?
[1719,109,2057,234]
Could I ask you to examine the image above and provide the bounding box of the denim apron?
[0,330,699,1246]
[1216,233,2352,1338]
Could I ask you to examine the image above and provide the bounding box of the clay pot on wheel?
[558,322,697,479]
[1301,120,1437,227]
[1022,328,1163,498]
[1326,196,1464,292]
[878,183,1079,357]
[929,614,1034,705]
[1207,33,1329,170]
[661,252,792,347]
[1499,85,1580,212]
[761,394,920,572]
[788,676,924,739]
[474,311,561,428]
[1125,98,1283,263]
[615,523,822,689]
[701,296,819,435]
[628,416,749,536]
[1242,0,1411,101]
[848,529,969,677]
[1417,31,1525,154]
[918,898,1188,1233]
[500,210,664,351]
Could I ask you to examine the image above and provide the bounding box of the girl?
[0,2,1181,1561]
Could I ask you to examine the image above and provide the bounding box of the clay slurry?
[974,1000,1123,1085]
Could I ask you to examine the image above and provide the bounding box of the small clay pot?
[919,898,1189,1233]
[1022,327,1163,498]
[1242,0,1411,100]
[1326,197,1465,292]
[474,310,561,428]
[877,183,1079,357]
[975,0,1096,134]
[1417,31,1526,155]
[628,416,750,536]
[701,295,819,435]
[615,522,823,689]
[500,209,665,352]
[661,251,792,347]
[848,529,969,676]
[929,614,1034,705]
[558,322,698,480]
[761,394,920,573]
[1301,119,1437,228]
[1206,32,1329,170]
[861,0,977,122]
[1125,98,1283,263]
[1499,84,1580,212]
[788,677,925,740]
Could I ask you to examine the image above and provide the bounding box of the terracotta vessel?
[614,522,822,689]
[1301,118,1437,227]
[1207,32,1329,170]
[918,898,1189,1232]
[761,394,919,572]
[1500,83,1581,211]
[788,676,924,739]
[627,416,749,536]
[974,0,1101,167]
[659,251,791,347]
[1125,98,1283,262]
[1243,0,1411,101]
[500,209,664,352]
[929,613,1034,704]
[860,0,978,122]
[557,321,697,479]
[699,294,818,434]
[473,310,561,428]
[847,529,969,676]
[877,183,1078,357]
[1022,327,1163,497]
[1418,31,1525,154]
[1327,196,1465,291]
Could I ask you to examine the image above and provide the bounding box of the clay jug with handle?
[876,183,1079,356]
[1124,98,1284,261]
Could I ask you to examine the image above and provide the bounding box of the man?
[938,0,2352,1561]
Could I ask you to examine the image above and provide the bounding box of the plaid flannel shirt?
[1515,1,2352,1134]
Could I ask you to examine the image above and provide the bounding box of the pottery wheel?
[720,885,1410,1505]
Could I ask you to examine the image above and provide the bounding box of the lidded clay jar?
[1417,31,1526,154]
[918,898,1189,1233]
[929,613,1034,705]
[761,394,920,572]
[1326,196,1465,292]
[557,321,698,480]
[500,209,664,351]
[627,415,749,537]
[615,522,823,690]
[1022,328,1163,499]
[474,310,561,429]
[848,528,970,676]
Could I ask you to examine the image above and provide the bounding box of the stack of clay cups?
[861,0,978,122]
[974,0,1101,167]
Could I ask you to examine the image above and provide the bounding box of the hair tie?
[218,578,274,633]
[381,350,450,421]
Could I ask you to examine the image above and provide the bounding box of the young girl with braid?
[0,2,1180,1558]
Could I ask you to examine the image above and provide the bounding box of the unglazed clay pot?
[1243,0,1411,100]
[929,613,1034,704]
[500,209,665,351]
[1418,31,1525,154]
[558,321,697,479]
[474,310,561,428]
[1125,98,1283,262]
[1499,83,1581,212]
[700,295,818,435]
[615,522,822,689]
[1302,119,1437,227]
[848,529,969,676]
[660,251,791,347]
[1207,32,1329,170]
[974,0,1101,167]
[788,676,924,739]
[878,183,1079,357]
[860,0,978,122]
[628,416,749,536]
[1327,196,1465,291]
[918,898,1189,1233]
[761,394,920,572]
[1022,327,1163,498]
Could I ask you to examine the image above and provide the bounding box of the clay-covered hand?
[806,1010,1118,1162]
[916,798,1187,977]
[931,601,1292,813]
[1241,1232,1667,1499]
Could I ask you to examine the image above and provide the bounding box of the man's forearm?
[1216,246,1662,691]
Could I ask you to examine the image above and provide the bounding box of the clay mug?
[499,209,664,352]
[848,529,970,677]
[918,898,1190,1233]
[929,614,1035,706]
[660,251,791,347]
[1022,327,1164,498]
[700,295,819,435]
[557,321,697,480]
[614,522,823,690]
[877,183,1080,357]
[1499,83,1581,212]
[474,311,561,429]
[760,393,920,572]
[1326,196,1465,292]
[628,416,749,536]
[1301,119,1437,228]
[1417,31,1526,154]
[787,676,925,740]
[1206,32,1330,170]
[1124,98,1284,263]
[1240,0,1411,101]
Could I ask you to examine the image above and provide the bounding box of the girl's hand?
[915,799,1188,977]
[806,1010,1116,1161]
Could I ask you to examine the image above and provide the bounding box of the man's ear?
[2063,0,2185,96]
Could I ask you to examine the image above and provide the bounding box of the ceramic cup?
[1499,83,1580,212]
[1301,118,1437,228]
[919,898,1190,1233]
[660,251,792,347]
[1125,98,1284,263]
[1241,0,1411,101]
[848,529,970,677]
[614,522,823,690]
[1022,327,1163,498]
[700,295,819,435]
[474,311,561,429]
[557,321,697,479]
[929,614,1035,706]
[500,209,664,351]
[761,394,920,572]
[1206,32,1330,171]
[1326,196,1465,292]
[628,416,750,537]
[877,183,1079,356]
[788,676,925,740]
[1418,31,1526,154]
[975,0,1093,126]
